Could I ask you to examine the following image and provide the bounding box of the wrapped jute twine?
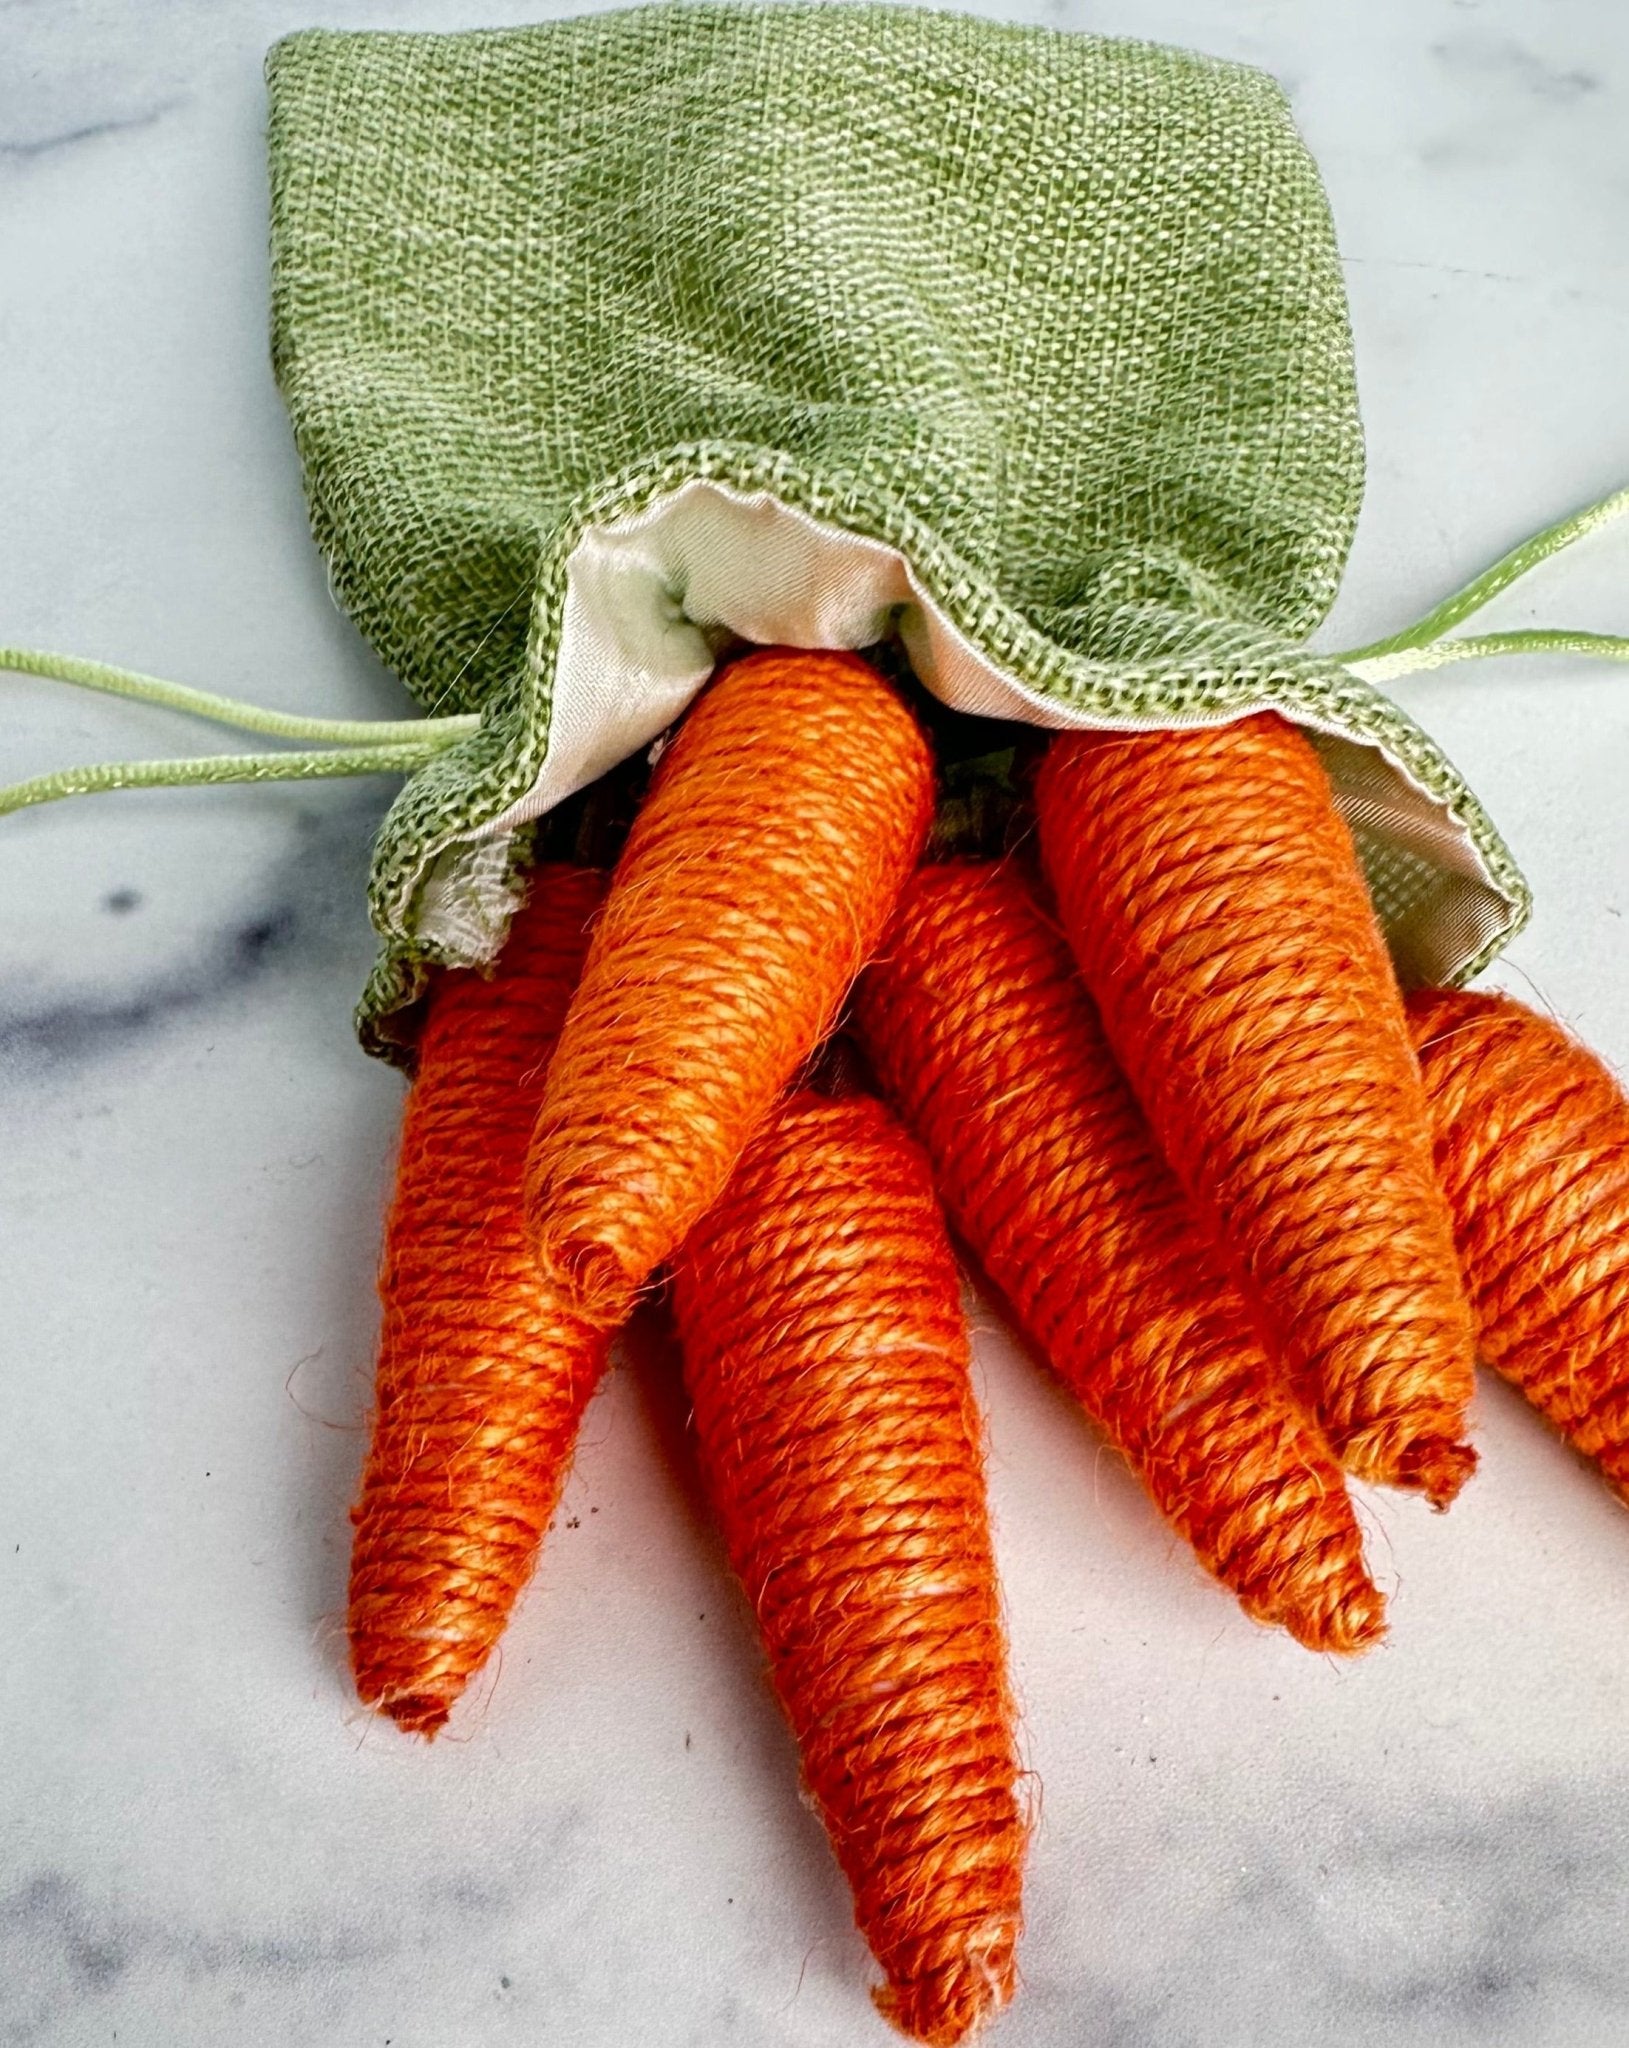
[522,646,935,1321]
[347,864,608,1734]
[673,1089,1025,2048]
[858,858,1387,1655]
[1036,716,1477,1507]
[1410,988,1629,1498]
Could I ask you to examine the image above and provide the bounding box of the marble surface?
[3,2,1628,2042]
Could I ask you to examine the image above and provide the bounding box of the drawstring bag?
[7,12,1629,2040]
[7,4,1623,1053]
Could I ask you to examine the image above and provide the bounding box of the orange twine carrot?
[524,648,934,1320]
[1035,718,1477,1506]
[349,865,609,1735]
[672,1090,1025,2046]
[1410,985,1629,1495]
[856,859,1385,1654]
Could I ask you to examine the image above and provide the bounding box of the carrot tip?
[374,1691,453,1738]
[1284,1575,1388,1657]
[528,1228,645,1330]
[1397,1433,1479,1510]
[872,1920,1019,2045]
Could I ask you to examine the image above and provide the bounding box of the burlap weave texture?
[265,4,1524,1060]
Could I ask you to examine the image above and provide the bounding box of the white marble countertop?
[3,3,1627,2044]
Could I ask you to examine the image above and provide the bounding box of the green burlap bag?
[255,7,1534,1054]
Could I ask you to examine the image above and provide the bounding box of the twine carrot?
[672,1090,1025,2046]
[349,865,609,1735]
[1035,718,1478,1506]
[855,859,1384,1654]
[1410,985,1629,1496]
[524,647,934,1320]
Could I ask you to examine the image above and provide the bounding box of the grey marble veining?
[0,793,378,1078]
[3,3,1629,2045]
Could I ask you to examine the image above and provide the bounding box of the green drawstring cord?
[1333,483,1629,681]
[0,647,482,749]
[0,742,471,820]
[0,647,479,816]
[1,483,1625,820]
[1340,628,1629,684]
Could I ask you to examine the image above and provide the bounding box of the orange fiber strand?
[855,860,1385,1654]
[524,647,934,1320]
[1035,718,1477,1506]
[672,1091,1025,2045]
[1410,986,1629,1495]
[349,865,610,1736]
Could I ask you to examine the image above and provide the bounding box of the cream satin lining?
[446,479,1499,966]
